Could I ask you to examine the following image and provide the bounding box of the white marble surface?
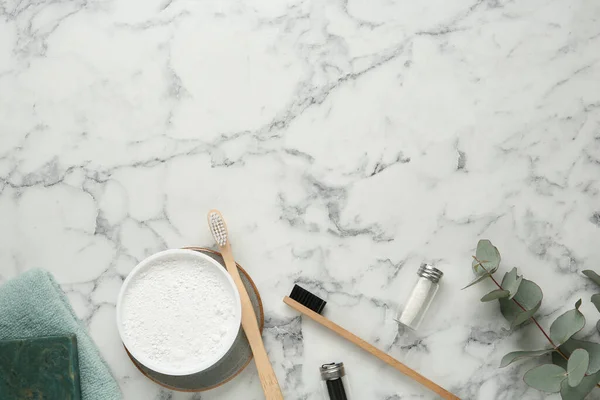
[1,0,600,398]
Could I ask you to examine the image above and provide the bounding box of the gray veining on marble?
[1,0,600,398]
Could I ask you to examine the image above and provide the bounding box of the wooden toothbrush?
[207,210,284,400]
[284,285,461,400]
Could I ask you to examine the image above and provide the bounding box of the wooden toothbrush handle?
[222,247,284,400]
[284,296,461,400]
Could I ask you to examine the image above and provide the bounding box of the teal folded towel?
[0,269,122,400]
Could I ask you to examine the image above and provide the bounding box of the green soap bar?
[0,335,81,400]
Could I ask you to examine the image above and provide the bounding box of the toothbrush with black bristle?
[284,285,461,400]
[208,210,284,400]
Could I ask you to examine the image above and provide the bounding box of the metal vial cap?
[417,264,443,284]
[320,362,345,381]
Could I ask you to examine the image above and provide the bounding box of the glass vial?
[397,264,443,330]
[320,362,352,400]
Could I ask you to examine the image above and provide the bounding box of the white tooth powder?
[120,254,237,374]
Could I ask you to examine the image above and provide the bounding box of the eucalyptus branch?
[473,256,600,390]
[473,256,569,360]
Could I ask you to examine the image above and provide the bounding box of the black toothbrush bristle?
[289,284,327,314]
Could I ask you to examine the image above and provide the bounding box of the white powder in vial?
[121,254,236,373]
[398,277,438,330]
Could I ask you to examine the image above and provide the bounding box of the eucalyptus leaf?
[510,278,523,299]
[501,267,523,300]
[500,349,553,368]
[481,289,510,302]
[560,370,600,400]
[462,273,492,289]
[499,279,543,326]
[567,349,589,387]
[511,301,541,328]
[582,270,600,287]
[523,364,567,393]
[591,294,600,313]
[556,339,600,374]
[550,305,586,346]
[472,239,501,276]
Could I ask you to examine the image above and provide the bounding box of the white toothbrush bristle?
[209,212,228,246]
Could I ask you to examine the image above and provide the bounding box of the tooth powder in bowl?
[116,249,242,376]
